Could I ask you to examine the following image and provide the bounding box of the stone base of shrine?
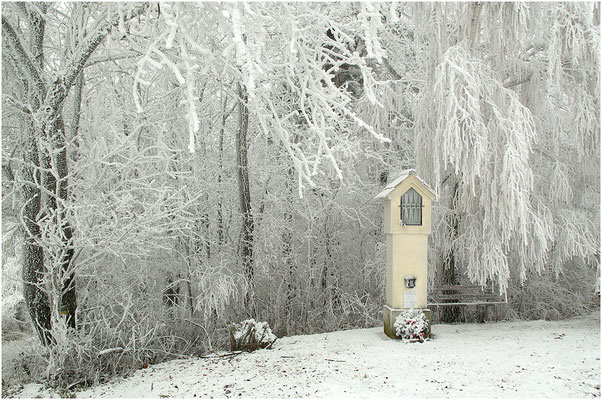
[383,305,432,339]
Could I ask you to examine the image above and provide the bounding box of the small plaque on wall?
[404,291,418,308]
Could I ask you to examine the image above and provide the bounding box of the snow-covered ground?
[11,312,601,398]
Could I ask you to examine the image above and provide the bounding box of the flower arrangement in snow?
[228,319,277,352]
[394,309,429,342]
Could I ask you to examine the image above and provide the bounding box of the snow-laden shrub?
[2,291,27,336]
[507,258,598,321]
[228,319,277,352]
[394,309,429,342]
[2,230,30,337]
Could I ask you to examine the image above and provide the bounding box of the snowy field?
[11,312,601,398]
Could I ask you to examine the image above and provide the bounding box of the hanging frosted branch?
[132,2,390,193]
[359,3,386,63]
[412,2,599,293]
[416,43,540,290]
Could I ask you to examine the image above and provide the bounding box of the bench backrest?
[428,285,507,303]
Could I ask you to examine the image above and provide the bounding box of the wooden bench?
[427,284,507,322]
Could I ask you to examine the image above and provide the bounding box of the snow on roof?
[375,169,436,200]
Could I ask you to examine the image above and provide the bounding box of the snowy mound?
[11,313,601,398]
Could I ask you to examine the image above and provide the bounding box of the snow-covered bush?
[394,309,429,342]
[228,319,277,352]
[506,258,599,321]
[2,227,30,337]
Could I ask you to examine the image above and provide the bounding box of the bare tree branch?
[1,15,46,99]
[14,3,31,22]
[85,50,142,68]
[4,95,32,115]
[382,57,402,80]
[503,72,534,89]
[468,2,482,49]
[47,4,148,112]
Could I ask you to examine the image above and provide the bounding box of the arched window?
[400,187,422,225]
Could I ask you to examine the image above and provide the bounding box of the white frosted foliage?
[416,44,540,292]
[131,2,390,189]
[413,2,598,293]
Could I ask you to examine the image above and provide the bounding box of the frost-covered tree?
[2,2,599,388]
[130,2,392,310]
[133,2,390,190]
[2,2,147,344]
[405,2,600,293]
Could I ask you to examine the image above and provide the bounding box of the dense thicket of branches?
[2,1,599,389]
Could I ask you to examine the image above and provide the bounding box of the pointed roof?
[375,169,436,200]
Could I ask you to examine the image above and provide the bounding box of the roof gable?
[375,169,436,200]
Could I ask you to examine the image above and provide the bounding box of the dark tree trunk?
[41,115,77,329]
[179,239,196,317]
[217,95,234,247]
[441,179,461,323]
[283,165,295,324]
[4,2,145,345]
[201,192,211,260]
[18,4,54,344]
[216,109,226,246]
[61,228,77,330]
[62,70,84,327]
[320,194,341,312]
[163,275,179,308]
[320,218,329,296]
[236,81,254,313]
[70,71,84,141]
[22,134,53,346]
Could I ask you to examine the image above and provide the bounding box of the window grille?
[400,187,423,225]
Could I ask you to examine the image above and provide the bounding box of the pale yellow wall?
[386,232,393,306]
[385,233,428,308]
[383,175,433,310]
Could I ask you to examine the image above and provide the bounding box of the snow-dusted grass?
[11,312,601,398]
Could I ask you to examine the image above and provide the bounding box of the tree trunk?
[467,2,482,50]
[41,115,77,329]
[21,132,53,346]
[4,2,145,344]
[217,95,235,246]
[236,81,254,313]
[179,238,196,317]
[320,194,341,313]
[18,4,54,344]
[283,165,295,326]
[201,192,211,260]
[441,178,461,323]
[70,70,84,143]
